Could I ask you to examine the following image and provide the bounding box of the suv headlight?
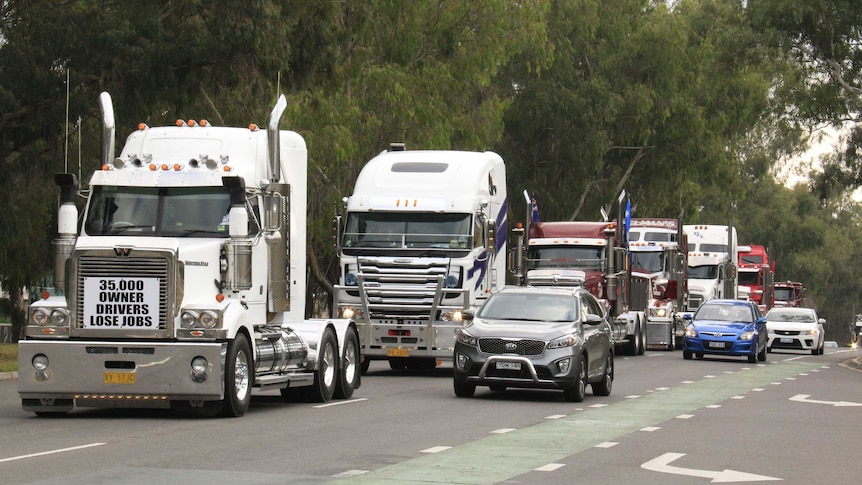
[455,328,478,347]
[548,335,577,349]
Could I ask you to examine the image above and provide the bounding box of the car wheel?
[453,375,476,398]
[334,328,361,399]
[220,334,252,417]
[683,350,693,360]
[695,353,704,359]
[757,342,767,362]
[748,351,757,363]
[564,354,587,402]
[767,345,772,353]
[592,353,613,397]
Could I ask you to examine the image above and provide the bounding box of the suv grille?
[478,338,545,356]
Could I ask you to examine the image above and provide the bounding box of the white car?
[765,307,826,355]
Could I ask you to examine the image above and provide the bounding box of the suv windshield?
[85,186,244,238]
[478,293,578,322]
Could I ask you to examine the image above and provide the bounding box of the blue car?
[683,299,767,363]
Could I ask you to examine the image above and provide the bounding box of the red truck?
[773,281,804,308]
[513,191,649,355]
[737,244,774,313]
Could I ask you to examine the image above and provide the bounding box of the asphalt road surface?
[2,346,861,484]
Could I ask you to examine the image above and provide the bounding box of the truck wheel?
[563,354,587,402]
[220,334,252,417]
[360,357,371,375]
[637,319,647,355]
[334,328,361,399]
[626,322,640,356]
[666,325,676,351]
[308,327,338,403]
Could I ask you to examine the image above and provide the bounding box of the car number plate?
[780,337,794,343]
[387,348,410,357]
[496,362,521,371]
[103,371,135,384]
[708,341,725,349]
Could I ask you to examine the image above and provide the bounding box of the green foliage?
[1,0,862,333]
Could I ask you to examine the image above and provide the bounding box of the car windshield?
[767,311,815,323]
[695,304,752,323]
[478,293,578,322]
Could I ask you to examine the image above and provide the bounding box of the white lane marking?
[705,404,721,409]
[731,395,746,400]
[642,452,782,482]
[752,388,764,391]
[704,375,716,378]
[625,395,642,399]
[313,397,369,408]
[655,387,670,391]
[331,470,369,478]
[640,426,661,432]
[491,428,516,434]
[535,463,565,472]
[676,414,695,419]
[589,403,608,408]
[421,446,451,453]
[595,442,618,448]
[545,414,567,420]
[0,443,107,463]
[789,394,862,407]
[681,380,695,384]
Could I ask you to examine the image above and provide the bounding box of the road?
[2,347,861,484]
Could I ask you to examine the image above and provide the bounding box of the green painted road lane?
[337,360,823,484]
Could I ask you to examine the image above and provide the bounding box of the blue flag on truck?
[531,196,540,223]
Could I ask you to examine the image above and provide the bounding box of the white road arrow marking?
[641,452,782,483]
[789,394,862,407]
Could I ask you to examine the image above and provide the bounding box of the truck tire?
[334,328,361,399]
[637,319,647,355]
[308,327,338,403]
[626,321,640,356]
[220,334,252,417]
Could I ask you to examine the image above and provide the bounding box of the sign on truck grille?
[82,277,160,329]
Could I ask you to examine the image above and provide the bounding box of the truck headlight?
[440,310,463,322]
[345,272,357,286]
[31,308,50,326]
[30,307,69,326]
[445,273,460,288]
[181,310,222,329]
[340,307,364,320]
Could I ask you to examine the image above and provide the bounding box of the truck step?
[254,372,314,390]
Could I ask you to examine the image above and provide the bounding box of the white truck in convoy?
[334,145,507,372]
[18,92,360,417]
[683,224,738,311]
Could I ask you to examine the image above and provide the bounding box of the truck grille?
[73,251,174,332]
[478,338,545,356]
[355,259,464,319]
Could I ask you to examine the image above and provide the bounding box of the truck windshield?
[631,252,663,273]
[527,246,604,270]
[773,288,793,301]
[342,212,472,251]
[85,186,236,238]
[738,271,759,285]
[688,264,718,279]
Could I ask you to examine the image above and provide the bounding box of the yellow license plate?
[387,348,410,357]
[103,372,135,384]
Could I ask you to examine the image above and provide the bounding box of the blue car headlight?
[739,331,755,341]
[685,326,697,338]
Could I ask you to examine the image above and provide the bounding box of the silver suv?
[453,286,614,402]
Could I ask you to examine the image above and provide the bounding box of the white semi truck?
[18,92,360,417]
[334,145,507,372]
[683,224,738,310]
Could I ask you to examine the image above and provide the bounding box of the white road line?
[0,443,107,463]
[491,428,516,434]
[589,403,608,408]
[421,446,451,453]
[676,414,694,419]
[752,388,764,391]
[595,442,618,448]
[331,470,368,478]
[625,395,642,399]
[535,463,565,472]
[313,397,369,408]
[705,404,721,409]
[545,414,566,420]
[731,395,746,400]
[640,426,661,432]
